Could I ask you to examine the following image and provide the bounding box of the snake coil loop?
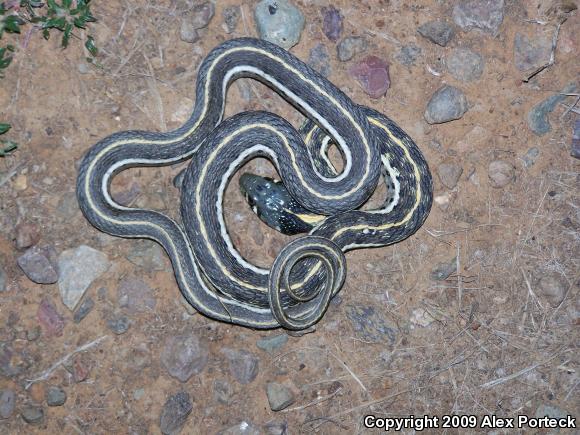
[268,236,346,330]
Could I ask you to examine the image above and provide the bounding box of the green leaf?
[43,16,66,30]
[0,123,11,135]
[63,0,72,9]
[85,35,97,56]
[62,22,72,48]
[0,140,18,157]
[43,28,49,39]
[73,16,85,28]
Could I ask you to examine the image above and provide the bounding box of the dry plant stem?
[479,348,569,388]
[24,335,110,389]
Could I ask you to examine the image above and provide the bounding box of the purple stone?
[37,298,65,337]
[322,6,342,42]
[349,55,391,99]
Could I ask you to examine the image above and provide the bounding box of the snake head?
[239,173,324,235]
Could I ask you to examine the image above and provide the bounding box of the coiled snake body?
[76,38,433,330]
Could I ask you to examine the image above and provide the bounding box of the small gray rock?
[46,386,67,407]
[17,245,59,284]
[308,43,331,77]
[159,391,193,435]
[430,259,456,281]
[173,168,187,190]
[337,36,367,62]
[255,0,305,49]
[447,48,484,82]
[180,2,214,43]
[527,83,577,135]
[223,6,240,34]
[395,44,422,66]
[424,85,469,124]
[126,239,166,271]
[437,163,463,189]
[117,277,157,314]
[161,334,209,382]
[15,222,40,250]
[21,405,44,425]
[417,20,455,46]
[488,160,515,188]
[0,263,6,292]
[521,147,540,168]
[256,334,288,353]
[58,245,110,310]
[73,297,95,323]
[514,33,552,71]
[321,6,343,42]
[346,305,397,344]
[572,119,580,159]
[106,314,130,335]
[266,382,294,411]
[0,389,15,419]
[221,348,259,384]
[537,275,567,307]
[452,0,505,36]
[213,379,234,405]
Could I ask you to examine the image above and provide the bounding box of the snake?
[76,37,433,330]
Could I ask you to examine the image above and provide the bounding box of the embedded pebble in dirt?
[106,313,131,335]
[446,48,484,82]
[37,298,65,337]
[452,0,505,36]
[17,245,59,284]
[424,85,469,124]
[159,391,193,435]
[417,20,455,46]
[254,0,304,49]
[521,147,540,168]
[14,222,40,250]
[213,379,234,405]
[180,2,215,43]
[117,277,157,314]
[221,348,260,384]
[0,389,15,419]
[488,160,515,188]
[395,44,422,66]
[437,162,463,189]
[349,55,390,99]
[514,33,552,72]
[73,297,95,323]
[266,382,295,411]
[161,334,209,382]
[20,405,44,425]
[321,6,342,42]
[536,275,567,307]
[126,239,166,271]
[527,83,578,135]
[336,36,368,62]
[46,386,67,407]
[58,245,110,310]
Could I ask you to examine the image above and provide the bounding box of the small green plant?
[0,0,98,156]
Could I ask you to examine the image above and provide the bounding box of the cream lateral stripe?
[291,116,424,288]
